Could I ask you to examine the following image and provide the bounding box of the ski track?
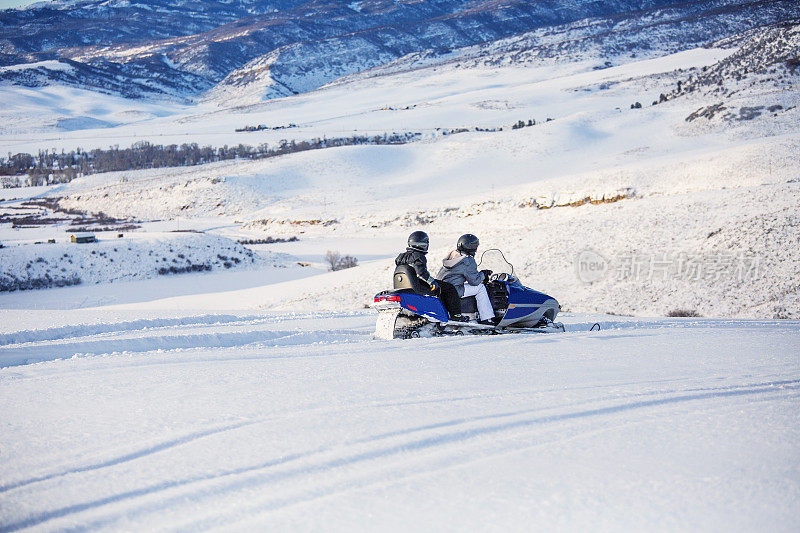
[3,381,797,532]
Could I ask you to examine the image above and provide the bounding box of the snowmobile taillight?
[374,294,401,302]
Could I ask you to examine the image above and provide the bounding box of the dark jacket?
[436,250,484,297]
[395,249,435,286]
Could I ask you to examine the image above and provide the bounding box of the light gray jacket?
[436,250,485,297]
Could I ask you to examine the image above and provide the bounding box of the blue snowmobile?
[373,249,564,339]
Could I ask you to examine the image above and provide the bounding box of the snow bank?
[0,233,279,292]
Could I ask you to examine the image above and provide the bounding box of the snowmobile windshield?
[478,249,514,278]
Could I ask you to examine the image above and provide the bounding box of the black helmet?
[456,234,479,256]
[408,230,429,253]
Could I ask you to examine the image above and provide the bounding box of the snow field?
[6,126,797,317]
[0,82,189,135]
[0,311,798,531]
[67,133,797,319]
[0,46,732,154]
[33,128,799,235]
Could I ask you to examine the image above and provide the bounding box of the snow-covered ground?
[0,232,297,294]
[0,82,191,136]
[1,305,798,531]
[0,47,735,154]
[10,126,793,318]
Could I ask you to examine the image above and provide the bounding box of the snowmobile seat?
[460,296,478,313]
[393,264,426,294]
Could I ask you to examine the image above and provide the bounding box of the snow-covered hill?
[0,232,280,292]
[3,29,788,319]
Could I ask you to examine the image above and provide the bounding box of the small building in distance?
[70,233,97,244]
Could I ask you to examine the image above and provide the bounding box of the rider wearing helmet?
[394,231,467,322]
[395,231,466,322]
[437,234,496,325]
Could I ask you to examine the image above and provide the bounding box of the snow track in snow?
[0,311,375,366]
[0,328,366,367]
[0,314,258,346]
[2,312,786,368]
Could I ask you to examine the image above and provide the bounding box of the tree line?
[0,132,422,188]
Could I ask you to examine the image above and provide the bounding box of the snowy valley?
[0,0,798,531]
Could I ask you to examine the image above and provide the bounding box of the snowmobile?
[373,249,564,339]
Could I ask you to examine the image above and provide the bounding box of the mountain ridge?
[1,0,798,108]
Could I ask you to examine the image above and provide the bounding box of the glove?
[429,282,441,296]
[480,269,493,280]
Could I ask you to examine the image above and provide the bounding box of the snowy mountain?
[676,20,800,110]
[2,0,798,101]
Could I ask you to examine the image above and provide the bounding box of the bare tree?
[325,250,341,271]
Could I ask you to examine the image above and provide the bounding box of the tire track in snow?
[5,380,797,532]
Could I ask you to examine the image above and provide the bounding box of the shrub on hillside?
[667,309,701,317]
[325,251,358,271]
[157,264,212,276]
[0,274,81,292]
[238,236,299,245]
